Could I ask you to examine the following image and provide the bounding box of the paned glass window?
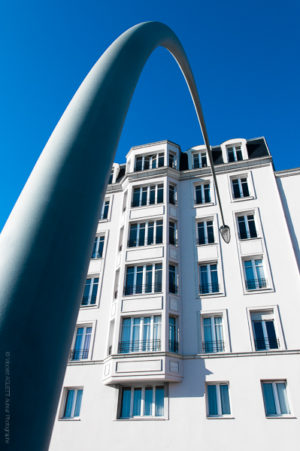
[243,259,266,290]
[91,236,104,258]
[124,264,162,295]
[169,317,178,352]
[119,386,164,418]
[71,326,92,360]
[197,220,214,244]
[169,184,176,205]
[132,185,164,207]
[251,311,278,350]
[199,263,219,294]
[63,389,83,419]
[169,264,178,294]
[262,381,290,416]
[232,178,249,199]
[128,220,163,247]
[135,153,164,171]
[237,214,257,239]
[81,277,99,306]
[193,152,207,169]
[169,221,177,245]
[227,145,243,162]
[203,316,224,353]
[119,316,161,353]
[100,199,110,220]
[195,184,211,204]
[207,384,231,417]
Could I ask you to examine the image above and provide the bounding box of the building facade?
[50,137,300,451]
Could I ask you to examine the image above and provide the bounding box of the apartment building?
[50,137,300,451]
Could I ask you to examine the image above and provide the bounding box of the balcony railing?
[123,283,162,296]
[119,339,161,353]
[245,278,267,290]
[169,341,179,353]
[202,340,224,353]
[69,348,89,360]
[199,282,219,294]
[81,295,97,306]
[254,338,279,351]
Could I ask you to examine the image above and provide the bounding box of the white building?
[50,137,300,451]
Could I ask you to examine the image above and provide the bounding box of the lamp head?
[219,225,231,244]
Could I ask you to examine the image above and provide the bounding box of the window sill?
[239,237,261,241]
[127,244,164,250]
[58,418,81,421]
[196,242,218,247]
[98,218,110,223]
[80,304,98,309]
[123,292,163,297]
[265,415,296,419]
[130,203,164,209]
[231,196,254,203]
[116,417,167,421]
[244,287,273,295]
[194,202,214,208]
[207,416,235,420]
[198,291,224,298]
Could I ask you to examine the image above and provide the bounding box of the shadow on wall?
[276,178,300,271]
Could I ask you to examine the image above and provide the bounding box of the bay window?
[119,315,161,353]
[124,263,162,295]
[132,184,164,207]
[128,220,163,247]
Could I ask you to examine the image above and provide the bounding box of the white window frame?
[128,219,163,247]
[70,320,96,360]
[134,152,165,171]
[206,382,232,418]
[261,380,291,417]
[194,183,211,205]
[196,218,215,245]
[199,309,230,354]
[60,387,84,420]
[100,197,111,221]
[242,256,268,291]
[131,184,164,207]
[91,235,105,259]
[246,306,285,352]
[226,144,243,162]
[229,172,255,202]
[118,385,167,420]
[169,220,178,246]
[198,262,221,296]
[124,263,163,295]
[235,211,258,240]
[81,276,99,307]
[119,315,161,353]
[192,151,208,169]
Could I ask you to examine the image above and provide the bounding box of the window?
[251,311,278,350]
[227,145,243,162]
[207,384,231,417]
[135,153,164,171]
[237,214,257,239]
[199,263,219,294]
[261,381,290,417]
[70,326,92,360]
[91,236,104,259]
[169,153,176,168]
[128,220,163,247]
[243,258,266,290]
[169,184,176,205]
[169,221,177,245]
[202,316,224,353]
[100,199,110,220]
[119,316,161,353]
[132,184,164,207]
[124,264,162,295]
[195,184,211,204]
[197,220,214,245]
[169,264,178,294]
[81,277,99,306]
[62,388,83,419]
[193,152,207,169]
[232,177,249,199]
[119,386,164,418]
[169,317,178,352]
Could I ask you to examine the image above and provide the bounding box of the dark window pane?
[238,217,247,239]
[157,185,164,203]
[147,222,154,245]
[149,186,155,204]
[156,221,163,244]
[132,188,140,207]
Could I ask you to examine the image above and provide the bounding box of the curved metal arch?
[0,22,220,450]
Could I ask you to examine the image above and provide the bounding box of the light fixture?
[219,225,231,244]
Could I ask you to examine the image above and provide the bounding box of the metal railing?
[69,348,89,360]
[123,283,162,296]
[119,339,161,353]
[254,338,279,351]
[199,282,219,294]
[202,340,224,353]
[245,278,267,290]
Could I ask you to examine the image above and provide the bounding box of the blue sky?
[0,0,299,230]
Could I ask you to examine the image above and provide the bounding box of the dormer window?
[169,153,176,169]
[227,145,243,162]
[193,152,207,169]
[135,153,164,172]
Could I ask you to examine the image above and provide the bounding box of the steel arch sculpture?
[0,22,219,450]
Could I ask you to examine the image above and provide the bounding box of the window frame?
[168,183,177,205]
[128,219,163,248]
[194,182,211,205]
[246,306,285,352]
[226,144,243,163]
[134,152,165,172]
[261,380,291,417]
[118,385,167,420]
[70,320,96,360]
[206,382,232,418]
[201,314,225,353]
[124,263,163,296]
[91,235,105,259]
[242,256,268,292]
[236,211,258,240]
[119,315,161,353]
[192,151,208,169]
[100,198,111,221]
[169,220,177,246]
[81,276,99,307]
[131,184,164,208]
[60,387,83,420]
[169,263,178,294]
[196,218,215,245]
[198,262,220,296]
[229,172,255,202]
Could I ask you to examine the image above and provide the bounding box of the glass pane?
[132,189,140,207]
[141,187,147,206]
[91,238,97,258]
[248,215,257,238]
[242,179,249,197]
[133,388,142,416]
[129,224,137,247]
[262,383,276,416]
[198,222,205,244]
[120,318,131,353]
[244,261,254,289]
[158,154,164,167]
[136,267,143,293]
[277,383,290,414]
[210,265,218,292]
[157,185,164,203]
[207,385,218,416]
[64,390,74,417]
[91,279,98,305]
[195,186,202,204]
[74,390,83,417]
[145,265,152,293]
[200,266,208,293]
[220,385,230,414]
[139,223,145,246]
[144,388,153,416]
[74,329,83,360]
[155,387,164,416]
[227,148,234,162]
[143,317,151,351]
[155,264,162,292]
[238,217,247,239]
[232,180,240,198]
[149,186,155,204]
[203,318,212,352]
[214,317,224,351]
[82,328,91,358]
[207,222,214,243]
[204,184,210,203]
[153,316,161,351]
[82,279,91,305]
[193,154,199,169]
[135,157,142,171]
[144,156,149,170]
[156,221,163,244]
[253,321,265,350]
[147,222,154,245]
[120,388,131,418]
[125,267,134,295]
[266,321,278,349]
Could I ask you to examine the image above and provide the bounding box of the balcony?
[69,348,89,360]
[202,340,224,353]
[119,339,161,353]
[254,338,279,351]
[199,282,219,294]
[245,278,267,290]
[124,283,162,296]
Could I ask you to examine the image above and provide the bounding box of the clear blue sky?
[0,0,299,230]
